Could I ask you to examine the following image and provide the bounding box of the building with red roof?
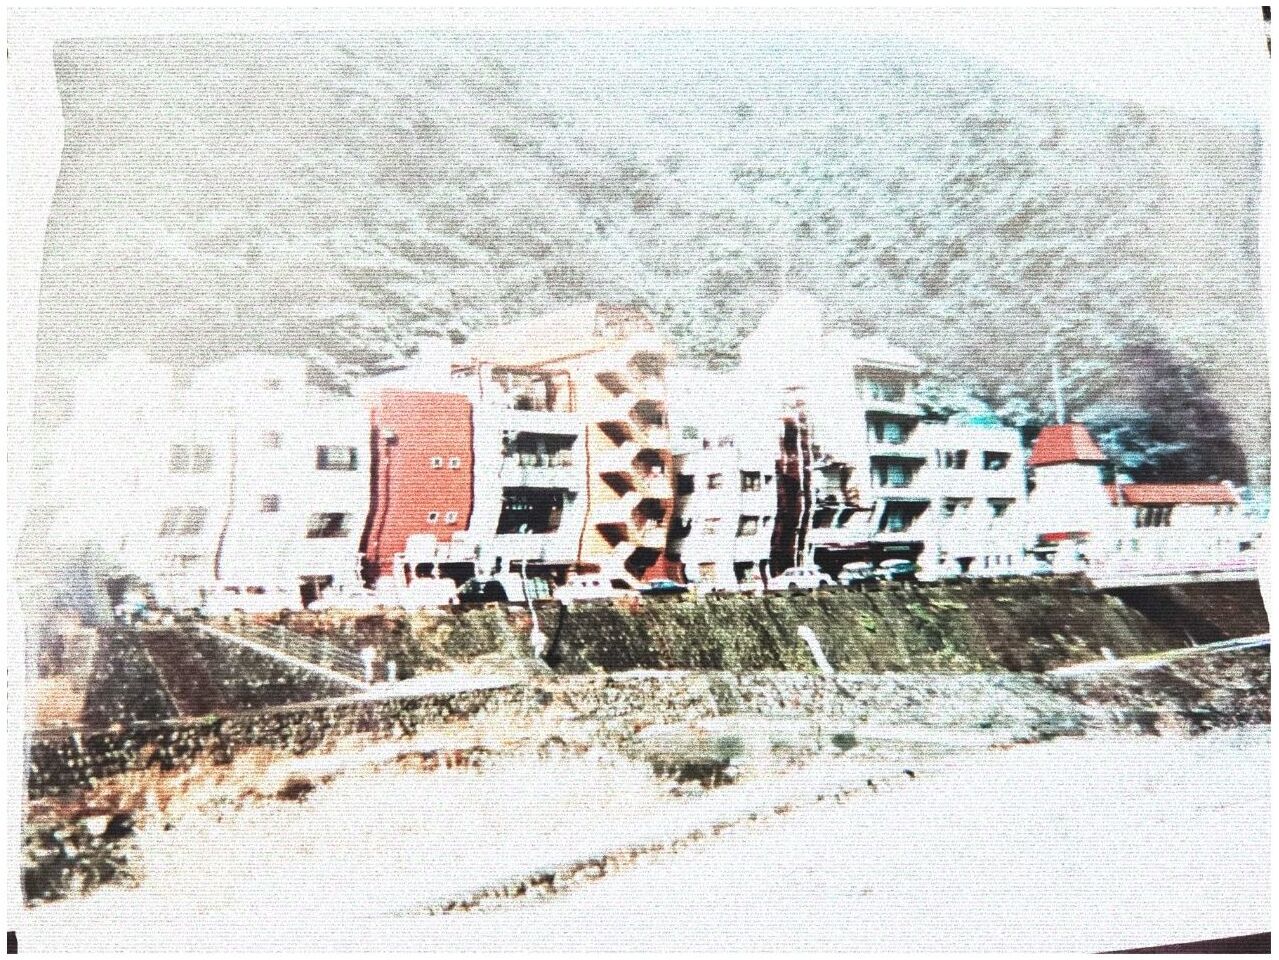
[1026,423,1108,468]
[1026,422,1253,572]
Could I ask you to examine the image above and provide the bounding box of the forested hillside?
[36,33,1266,482]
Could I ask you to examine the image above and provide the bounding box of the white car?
[400,576,460,611]
[200,585,298,617]
[307,585,382,612]
[553,574,639,605]
[767,566,836,592]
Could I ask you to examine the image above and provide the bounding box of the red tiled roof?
[1039,531,1090,544]
[1027,423,1108,467]
[1105,483,1240,507]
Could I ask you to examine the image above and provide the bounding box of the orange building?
[463,302,677,582]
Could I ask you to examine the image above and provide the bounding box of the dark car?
[639,579,690,597]
[456,577,514,605]
[874,559,918,582]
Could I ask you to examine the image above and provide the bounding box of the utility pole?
[521,556,548,658]
[1049,321,1068,425]
[1051,355,1066,425]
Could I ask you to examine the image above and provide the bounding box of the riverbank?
[18,647,1270,952]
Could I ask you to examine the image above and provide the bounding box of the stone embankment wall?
[27,647,1269,800]
[274,576,1190,676]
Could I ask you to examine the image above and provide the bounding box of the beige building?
[464,302,677,582]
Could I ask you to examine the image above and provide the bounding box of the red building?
[361,390,474,583]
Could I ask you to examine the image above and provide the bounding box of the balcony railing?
[500,459,578,488]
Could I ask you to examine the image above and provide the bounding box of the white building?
[736,294,1032,578]
[666,367,777,589]
[915,417,1030,577]
[1026,422,1255,575]
[192,354,370,607]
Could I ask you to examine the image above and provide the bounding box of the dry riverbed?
[19,651,1271,951]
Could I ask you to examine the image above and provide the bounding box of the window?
[316,445,358,471]
[444,510,458,523]
[875,462,910,488]
[263,431,283,449]
[812,508,835,529]
[879,503,924,534]
[982,451,1008,471]
[497,488,568,535]
[159,505,206,538]
[707,473,723,490]
[180,507,206,535]
[681,425,699,440]
[940,498,971,519]
[260,494,281,513]
[737,516,760,537]
[940,450,969,470]
[427,511,440,523]
[676,474,695,496]
[448,456,462,469]
[740,471,762,492]
[170,444,214,473]
[870,418,907,445]
[989,498,1012,519]
[764,474,774,485]
[430,456,444,469]
[158,506,181,537]
[1135,506,1172,528]
[864,379,906,403]
[305,512,350,539]
[762,516,772,528]
[702,518,720,536]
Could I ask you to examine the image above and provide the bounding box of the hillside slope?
[35,32,1267,477]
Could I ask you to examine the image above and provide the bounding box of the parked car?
[873,559,918,582]
[836,561,877,586]
[1026,558,1055,577]
[307,585,381,612]
[456,574,551,606]
[767,565,836,592]
[200,585,297,617]
[639,579,690,597]
[737,571,766,597]
[400,576,459,611]
[553,574,638,605]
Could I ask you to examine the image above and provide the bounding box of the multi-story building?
[737,295,1032,578]
[459,363,588,584]
[357,377,476,592]
[666,368,777,589]
[44,352,196,602]
[1026,422,1254,572]
[737,295,932,573]
[915,417,1029,577]
[463,302,676,582]
[187,355,370,607]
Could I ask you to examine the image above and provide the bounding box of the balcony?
[867,441,929,462]
[597,393,636,428]
[633,472,673,500]
[499,461,579,489]
[860,396,924,418]
[497,408,581,436]
[595,440,642,474]
[635,524,669,550]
